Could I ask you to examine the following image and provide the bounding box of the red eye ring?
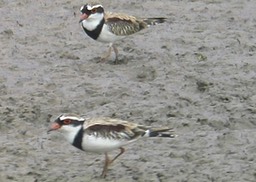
[63,119,72,125]
[91,8,97,13]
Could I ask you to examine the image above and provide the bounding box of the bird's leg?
[112,44,119,64]
[100,43,113,62]
[101,152,111,178]
[100,148,125,178]
[109,147,125,164]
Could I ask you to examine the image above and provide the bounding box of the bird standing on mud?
[48,114,176,178]
[79,3,166,63]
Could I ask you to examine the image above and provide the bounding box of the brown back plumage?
[104,12,166,36]
[83,117,146,140]
[83,117,176,140]
[105,12,147,36]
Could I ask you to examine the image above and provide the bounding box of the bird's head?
[79,4,104,23]
[48,114,85,133]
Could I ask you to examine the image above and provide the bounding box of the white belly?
[81,134,135,153]
[97,24,125,43]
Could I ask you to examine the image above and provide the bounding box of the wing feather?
[104,12,147,36]
[83,117,146,140]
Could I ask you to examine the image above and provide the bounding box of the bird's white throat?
[82,13,104,31]
[60,125,83,144]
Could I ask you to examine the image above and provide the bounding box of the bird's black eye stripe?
[60,119,85,126]
[91,7,104,14]
[96,7,104,13]
[91,8,97,13]
[80,5,104,14]
[55,117,63,125]
[63,119,72,125]
[80,5,90,15]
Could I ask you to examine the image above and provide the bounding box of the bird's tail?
[143,18,166,26]
[143,127,177,138]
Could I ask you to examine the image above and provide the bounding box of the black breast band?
[72,127,84,150]
[82,18,105,40]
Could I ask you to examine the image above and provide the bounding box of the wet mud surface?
[0,0,256,181]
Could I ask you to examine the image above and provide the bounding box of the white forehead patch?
[80,5,85,11]
[80,4,103,12]
[59,115,85,121]
[87,4,103,10]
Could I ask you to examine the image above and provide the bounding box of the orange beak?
[47,122,61,133]
[79,13,89,23]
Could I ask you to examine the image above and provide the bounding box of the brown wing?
[104,12,148,36]
[83,117,147,140]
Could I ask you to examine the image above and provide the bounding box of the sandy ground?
[1,0,256,181]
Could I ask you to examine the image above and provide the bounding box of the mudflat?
[0,0,256,181]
